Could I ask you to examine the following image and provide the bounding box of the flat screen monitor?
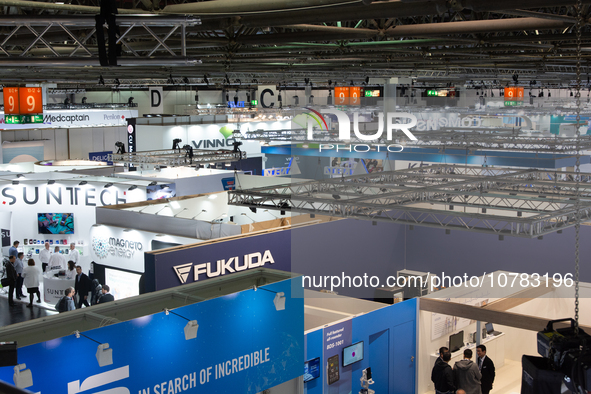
[37,213,74,234]
[342,341,364,367]
[449,330,464,353]
[304,357,320,383]
[105,268,142,300]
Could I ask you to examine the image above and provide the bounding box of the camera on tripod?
[532,318,591,393]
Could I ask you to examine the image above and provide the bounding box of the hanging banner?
[149,87,164,114]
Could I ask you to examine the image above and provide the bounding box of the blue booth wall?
[0,278,304,394]
[304,298,417,394]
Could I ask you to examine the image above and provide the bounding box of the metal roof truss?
[228,165,591,238]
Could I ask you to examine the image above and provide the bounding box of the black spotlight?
[128,97,134,105]
[249,207,257,213]
[128,185,137,191]
[172,138,182,151]
[115,141,126,154]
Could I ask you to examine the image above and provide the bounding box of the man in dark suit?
[476,345,495,394]
[74,265,92,308]
[97,284,115,304]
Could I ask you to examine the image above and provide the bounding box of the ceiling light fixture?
[164,309,199,340]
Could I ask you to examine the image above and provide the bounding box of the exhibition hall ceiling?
[0,0,589,88]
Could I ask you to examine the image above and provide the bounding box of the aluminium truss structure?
[109,149,246,168]
[228,165,591,238]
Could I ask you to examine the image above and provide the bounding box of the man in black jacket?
[4,255,17,306]
[97,284,115,304]
[476,345,495,394]
[74,266,92,308]
[432,351,456,394]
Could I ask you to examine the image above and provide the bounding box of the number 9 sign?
[19,87,43,114]
[3,87,20,114]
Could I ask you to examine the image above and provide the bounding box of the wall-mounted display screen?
[304,357,320,383]
[37,213,74,234]
[342,341,364,367]
[449,330,464,352]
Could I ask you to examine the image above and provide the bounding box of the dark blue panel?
[152,230,292,290]
[405,225,591,282]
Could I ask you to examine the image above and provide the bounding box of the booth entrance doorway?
[369,329,390,394]
[392,320,416,393]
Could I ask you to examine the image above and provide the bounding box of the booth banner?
[146,230,291,291]
[90,226,199,274]
[149,87,164,114]
[0,109,137,129]
[1,228,9,247]
[89,151,113,165]
[221,177,235,191]
[323,319,353,393]
[0,278,304,394]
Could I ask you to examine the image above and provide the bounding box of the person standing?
[66,260,76,279]
[56,287,76,312]
[432,351,455,394]
[22,258,42,307]
[5,255,17,306]
[8,240,19,258]
[74,266,91,308]
[68,243,80,265]
[14,252,25,299]
[48,246,66,270]
[476,345,495,394]
[453,348,482,394]
[97,285,114,304]
[39,242,51,273]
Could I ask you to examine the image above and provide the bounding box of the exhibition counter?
[43,273,74,304]
[429,332,506,368]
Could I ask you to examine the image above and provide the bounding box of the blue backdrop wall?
[0,278,304,394]
[304,298,417,394]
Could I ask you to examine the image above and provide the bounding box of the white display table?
[43,274,75,304]
[430,332,506,369]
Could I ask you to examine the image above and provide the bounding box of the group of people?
[4,240,114,311]
[4,253,42,308]
[37,241,80,273]
[432,345,495,394]
[56,283,114,312]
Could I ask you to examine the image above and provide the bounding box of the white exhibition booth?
[417,272,591,394]
[1,109,138,164]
